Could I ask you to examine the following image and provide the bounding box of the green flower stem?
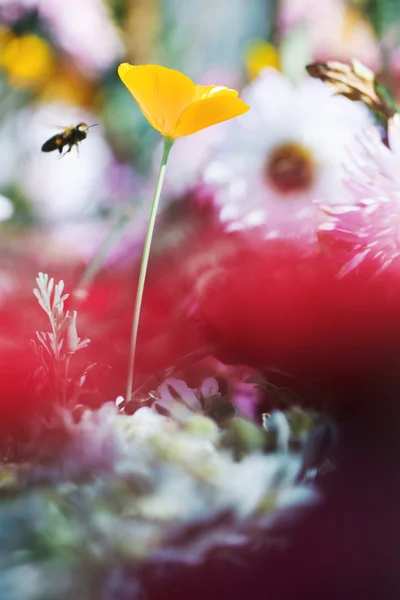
[126,136,174,402]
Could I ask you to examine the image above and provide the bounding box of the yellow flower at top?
[118,63,249,139]
[245,40,280,81]
[0,33,54,88]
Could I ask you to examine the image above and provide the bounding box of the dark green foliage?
[359,0,400,38]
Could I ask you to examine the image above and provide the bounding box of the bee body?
[41,122,96,156]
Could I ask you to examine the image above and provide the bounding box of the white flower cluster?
[55,400,317,560]
[0,397,319,598]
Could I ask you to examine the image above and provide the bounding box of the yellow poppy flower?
[118,63,249,138]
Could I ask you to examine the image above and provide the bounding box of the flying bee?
[41,122,97,157]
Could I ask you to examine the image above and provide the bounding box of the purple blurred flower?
[202,69,371,244]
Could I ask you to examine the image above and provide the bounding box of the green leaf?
[221,417,265,459]
[102,0,126,27]
[280,24,313,83]
[375,82,400,115]
[359,0,400,38]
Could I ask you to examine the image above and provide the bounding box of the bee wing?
[42,124,68,129]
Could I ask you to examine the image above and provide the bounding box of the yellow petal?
[170,95,249,138]
[194,85,239,101]
[118,63,196,135]
[1,34,54,88]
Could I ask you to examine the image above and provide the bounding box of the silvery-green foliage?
[31,273,93,406]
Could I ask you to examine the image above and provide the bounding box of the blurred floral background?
[1,0,400,598]
[0,0,397,235]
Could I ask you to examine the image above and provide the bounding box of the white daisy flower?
[203,68,371,243]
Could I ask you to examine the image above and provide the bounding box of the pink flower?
[202,69,370,245]
[319,116,400,275]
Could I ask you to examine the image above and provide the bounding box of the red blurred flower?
[0,286,45,435]
[0,213,211,434]
[76,259,204,401]
[6,197,400,431]
[0,260,202,435]
[194,236,400,403]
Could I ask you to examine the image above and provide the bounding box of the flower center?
[265,142,315,195]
